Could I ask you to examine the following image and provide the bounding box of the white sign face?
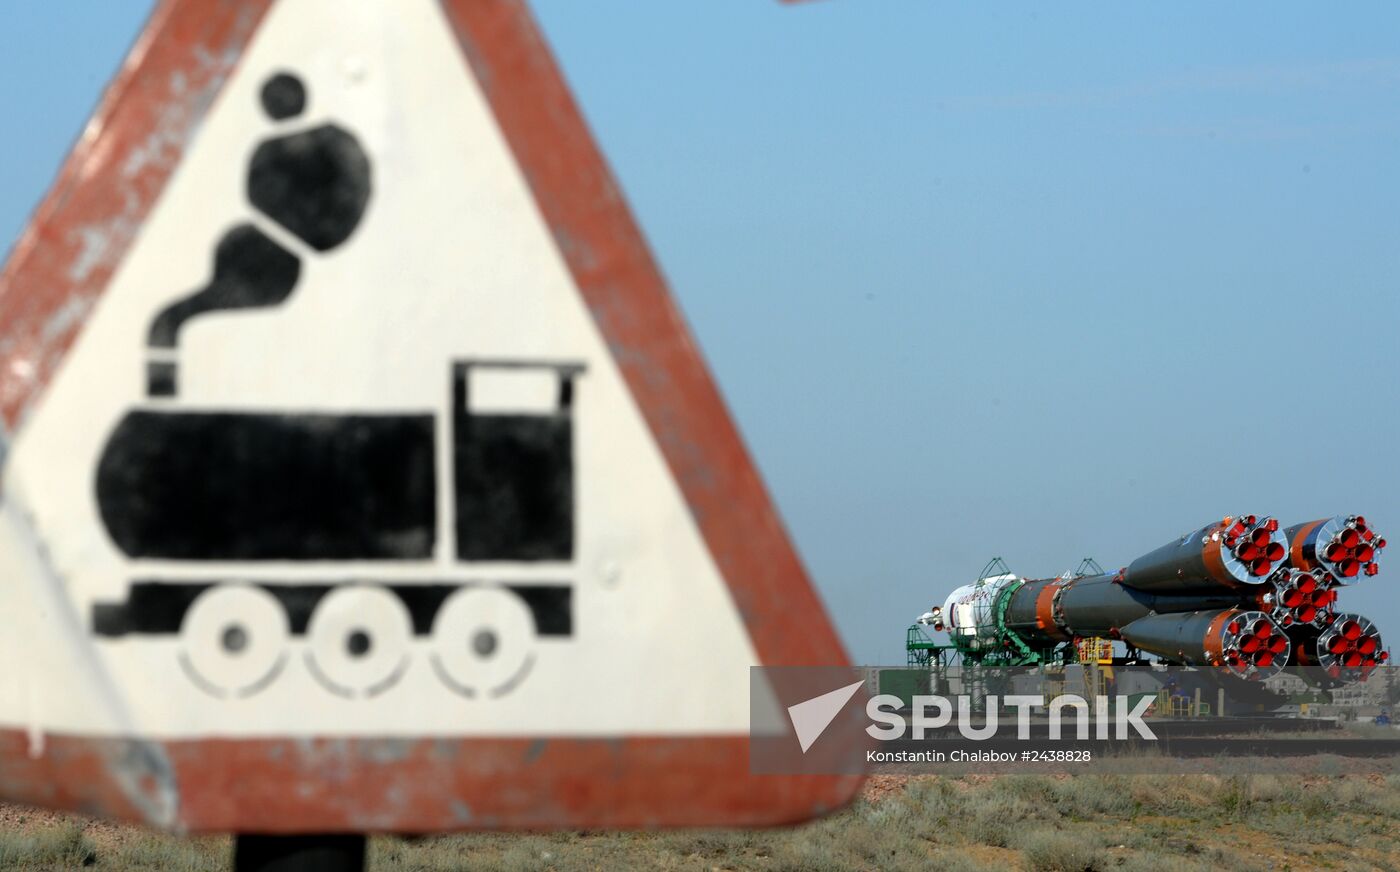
[0,0,760,740]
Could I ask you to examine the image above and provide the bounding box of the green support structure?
[906,624,951,667]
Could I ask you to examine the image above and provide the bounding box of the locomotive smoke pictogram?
[145,71,370,398]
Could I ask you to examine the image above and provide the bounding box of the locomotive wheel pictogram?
[179,583,290,699]
[305,585,413,698]
[430,586,537,698]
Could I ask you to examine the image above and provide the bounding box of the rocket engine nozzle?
[1285,516,1384,585]
[1293,612,1386,683]
[1259,567,1335,629]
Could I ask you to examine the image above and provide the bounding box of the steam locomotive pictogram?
[87,70,583,701]
[93,359,583,700]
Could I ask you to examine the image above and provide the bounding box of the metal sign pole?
[234,835,367,872]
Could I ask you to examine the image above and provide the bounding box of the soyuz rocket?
[921,515,1386,685]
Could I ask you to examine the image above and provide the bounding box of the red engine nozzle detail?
[1287,516,1384,586]
[1308,613,1384,683]
[1264,568,1334,629]
[1214,610,1289,680]
[1217,515,1286,583]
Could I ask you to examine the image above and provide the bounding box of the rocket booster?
[1123,515,1286,591]
[1117,609,1290,680]
[933,514,1386,683]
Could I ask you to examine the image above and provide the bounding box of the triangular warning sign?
[0,0,858,832]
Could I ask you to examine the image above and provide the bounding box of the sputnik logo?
[786,680,865,753]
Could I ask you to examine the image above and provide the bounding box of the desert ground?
[3,773,1399,871]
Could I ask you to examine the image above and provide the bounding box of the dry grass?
[3,774,1400,870]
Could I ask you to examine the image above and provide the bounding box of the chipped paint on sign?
[0,0,272,436]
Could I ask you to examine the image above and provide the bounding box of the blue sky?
[2,2,1397,664]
